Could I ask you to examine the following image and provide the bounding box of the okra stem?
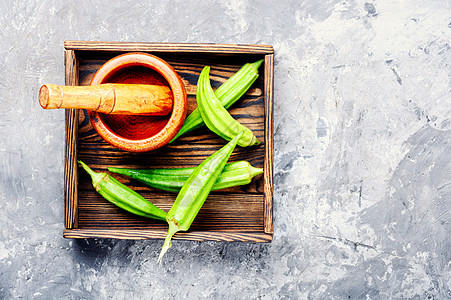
[79,160,105,189]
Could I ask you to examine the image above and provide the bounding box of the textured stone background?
[1,0,450,299]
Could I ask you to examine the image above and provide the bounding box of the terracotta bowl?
[89,52,187,152]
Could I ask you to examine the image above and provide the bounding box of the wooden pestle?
[39,83,173,115]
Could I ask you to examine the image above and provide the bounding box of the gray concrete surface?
[1,0,450,299]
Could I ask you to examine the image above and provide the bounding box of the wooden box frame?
[63,41,274,242]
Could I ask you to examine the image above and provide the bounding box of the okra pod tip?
[249,165,264,178]
[250,59,264,72]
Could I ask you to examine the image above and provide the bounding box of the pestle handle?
[39,83,173,115]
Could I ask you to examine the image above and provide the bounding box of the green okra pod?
[170,59,263,143]
[79,160,167,221]
[197,66,260,147]
[108,161,263,193]
[158,131,244,263]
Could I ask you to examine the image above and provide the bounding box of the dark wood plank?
[64,40,274,55]
[76,191,264,231]
[64,50,79,229]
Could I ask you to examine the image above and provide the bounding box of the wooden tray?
[63,41,274,242]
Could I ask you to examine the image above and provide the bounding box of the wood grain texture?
[76,182,264,230]
[40,83,173,115]
[64,42,274,242]
[64,40,274,55]
[64,50,79,229]
[264,54,274,234]
[63,229,272,242]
